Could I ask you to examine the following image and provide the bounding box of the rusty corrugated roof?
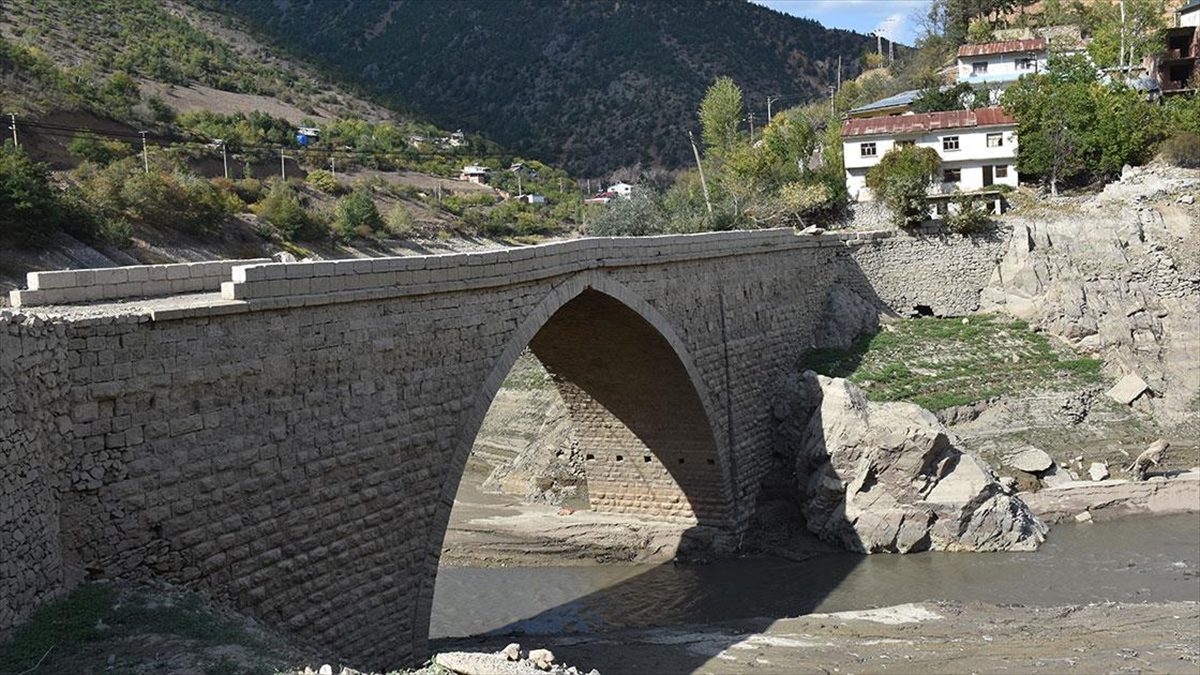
[958,38,1047,57]
[841,107,1016,138]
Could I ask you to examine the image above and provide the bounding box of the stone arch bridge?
[0,229,1002,667]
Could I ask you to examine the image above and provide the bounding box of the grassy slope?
[799,315,1105,411]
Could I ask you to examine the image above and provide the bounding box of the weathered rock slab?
[794,372,1047,554]
[1005,446,1054,473]
[1107,373,1150,405]
[1020,470,1200,523]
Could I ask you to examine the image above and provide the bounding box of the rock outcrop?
[792,372,1047,553]
[981,167,1200,427]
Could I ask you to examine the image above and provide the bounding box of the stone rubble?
[1089,462,1111,481]
[1005,446,1054,473]
[790,372,1048,553]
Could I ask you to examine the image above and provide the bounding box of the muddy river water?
[431,513,1200,639]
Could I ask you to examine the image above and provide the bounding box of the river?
[430,513,1200,639]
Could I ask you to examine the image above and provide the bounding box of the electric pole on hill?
[687,130,712,215]
[139,131,149,174]
[747,112,755,142]
[280,148,286,180]
[767,96,778,121]
[220,141,229,179]
[8,113,17,147]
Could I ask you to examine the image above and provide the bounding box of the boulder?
[1006,446,1054,473]
[502,643,521,661]
[1089,462,1110,481]
[1040,464,1074,488]
[528,649,555,671]
[794,372,1047,553]
[1107,373,1150,405]
[813,286,880,350]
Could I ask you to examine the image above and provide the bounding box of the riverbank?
[431,600,1200,674]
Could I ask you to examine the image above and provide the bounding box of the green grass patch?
[798,315,1105,410]
[0,583,270,675]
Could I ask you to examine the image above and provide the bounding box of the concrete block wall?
[10,259,270,307]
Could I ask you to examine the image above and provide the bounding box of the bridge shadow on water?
[428,529,866,673]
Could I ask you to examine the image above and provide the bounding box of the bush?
[945,197,991,234]
[73,158,232,235]
[587,191,664,236]
[255,183,323,240]
[334,189,382,237]
[68,132,133,165]
[1160,133,1200,169]
[866,146,940,229]
[305,169,342,194]
[384,205,414,237]
[0,142,64,243]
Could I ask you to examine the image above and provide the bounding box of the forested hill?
[207,0,874,176]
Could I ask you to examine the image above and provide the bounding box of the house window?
[987,132,1004,148]
[1016,57,1035,71]
[860,142,877,158]
[943,136,960,152]
[943,168,962,183]
[995,164,1009,178]
[972,61,988,75]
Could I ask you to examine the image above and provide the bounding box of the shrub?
[1160,132,1200,168]
[334,190,383,236]
[73,157,231,235]
[68,132,133,165]
[866,146,940,229]
[945,197,991,234]
[384,205,414,237]
[587,190,664,236]
[0,142,64,243]
[305,169,342,194]
[779,181,834,218]
[255,183,323,240]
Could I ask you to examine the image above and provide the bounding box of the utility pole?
[139,131,149,174]
[516,171,523,196]
[889,38,894,64]
[877,32,882,57]
[7,113,16,147]
[767,96,779,120]
[837,55,842,91]
[688,130,713,215]
[747,112,755,142]
[221,141,229,179]
[330,155,336,179]
[280,148,286,180]
[829,86,836,118]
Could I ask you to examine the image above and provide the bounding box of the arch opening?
[420,281,733,649]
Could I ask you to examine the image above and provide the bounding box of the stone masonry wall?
[0,316,71,632]
[848,227,1010,317]
[0,227,1004,667]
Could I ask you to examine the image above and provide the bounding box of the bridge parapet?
[10,258,270,307]
[221,230,889,308]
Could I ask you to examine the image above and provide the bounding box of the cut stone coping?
[7,229,895,323]
[9,258,270,307]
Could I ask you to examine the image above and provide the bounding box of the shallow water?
[430,513,1200,638]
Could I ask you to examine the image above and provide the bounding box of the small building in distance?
[607,181,634,199]
[842,107,1018,202]
[957,38,1049,87]
[516,193,546,204]
[459,165,491,184]
[847,89,923,119]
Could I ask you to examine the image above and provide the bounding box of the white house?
[842,107,1019,202]
[459,165,490,184]
[516,193,546,204]
[1180,0,1200,28]
[957,38,1049,87]
[607,182,634,198]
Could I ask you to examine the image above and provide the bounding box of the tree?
[334,189,383,236]
[1087,0,1168,70]
[0,142,64,243]
[1002,73,1093,195]
[866,146,941,228]
[588,190,664,236]
[912,82,985,113]
[699,76,744,157]
[762,109,816,178]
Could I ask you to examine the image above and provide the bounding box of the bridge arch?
[412,271,735,655]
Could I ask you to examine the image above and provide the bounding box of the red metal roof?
[841,107,1015,138]
[958,38,1047,57]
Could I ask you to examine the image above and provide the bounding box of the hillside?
[208,0,875,176]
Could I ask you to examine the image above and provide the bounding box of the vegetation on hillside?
[799,315,1105,411]
[209,0,875,175]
